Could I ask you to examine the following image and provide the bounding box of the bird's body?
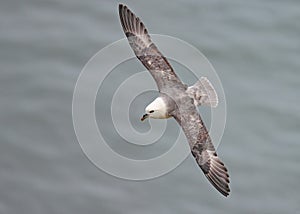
[119,4,230,197]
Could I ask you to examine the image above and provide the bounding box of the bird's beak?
[141,113,149,121]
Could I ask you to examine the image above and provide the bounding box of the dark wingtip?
[118,3,127,15]
[205,164,231,197]
[118,3,124,13]
[198,150,230,197]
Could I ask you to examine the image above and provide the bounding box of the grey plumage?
[118,4,185,92]
[119,4,230,197]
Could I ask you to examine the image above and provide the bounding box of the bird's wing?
[172,101,230,196]
[119,4,185,91]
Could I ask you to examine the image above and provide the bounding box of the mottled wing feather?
[172,102,230,197]
[119,4,184,91]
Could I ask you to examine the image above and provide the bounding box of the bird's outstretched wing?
[119,4,185,91]
[172,101,230,197]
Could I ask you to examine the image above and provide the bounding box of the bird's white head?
[141,97,169,121]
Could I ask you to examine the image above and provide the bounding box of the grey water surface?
[1,0,300,213]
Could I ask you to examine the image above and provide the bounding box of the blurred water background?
[1,0,300,213]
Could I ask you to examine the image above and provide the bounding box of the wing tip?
[119,3,126,10]
[118,3,125,15]
[209,174,230,196]
[118,3,139,34]
[205,157,231,197]
[198,150,230,197]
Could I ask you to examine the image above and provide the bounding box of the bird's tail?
[186,77,218,107]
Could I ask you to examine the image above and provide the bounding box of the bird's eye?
[149,110,154,113]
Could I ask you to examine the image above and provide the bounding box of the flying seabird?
[118,4,230,197]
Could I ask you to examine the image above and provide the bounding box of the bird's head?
[141,97,169,121]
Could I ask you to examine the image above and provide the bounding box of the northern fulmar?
[119,4,230,197]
